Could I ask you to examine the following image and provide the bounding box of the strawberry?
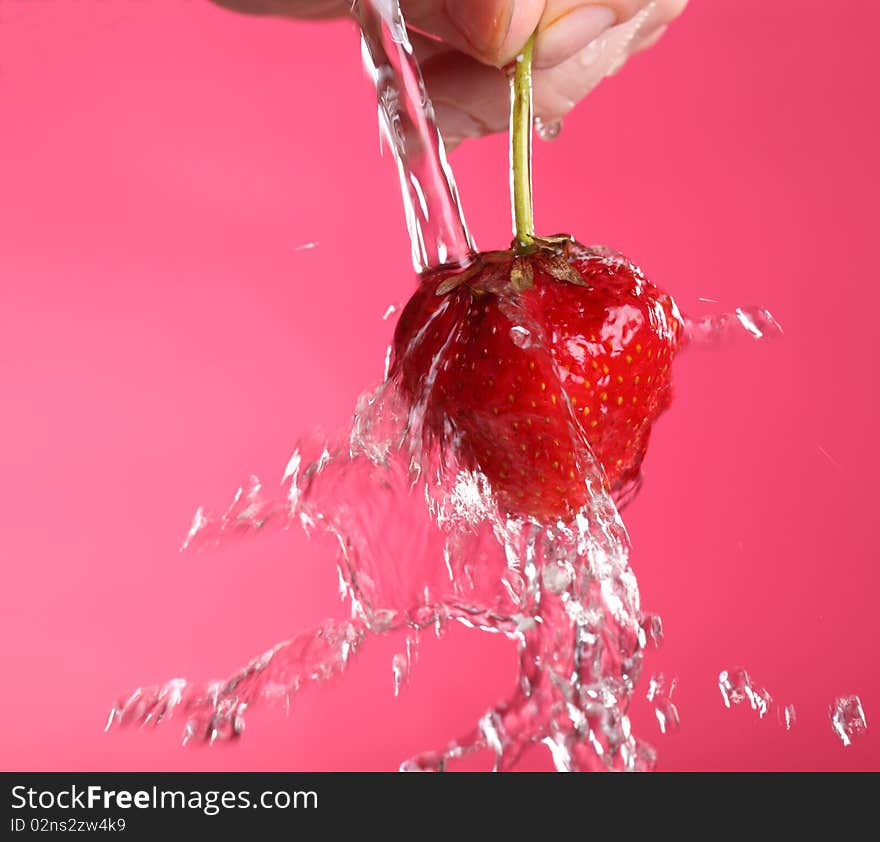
[392,236,683,521]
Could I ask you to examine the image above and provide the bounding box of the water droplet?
[777,703,797,731]
[646,674,680,735]
[830,695,867,747]
[181,507,209,551]
[392,652,410,696]
[654,701,680,735]
[535,117,562,141]
[509,325,533,348]
[639,612,664,649]
[336,565,348,601]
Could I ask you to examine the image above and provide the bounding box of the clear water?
[646,673,679,735]
[718,668,774,720]
[830,695,867,747]
[717,667,803,733]
[106,0,818,770]
[535,118,563,142]
[357,0,474,272]
[778,704,797,732]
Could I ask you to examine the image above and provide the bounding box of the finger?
[533,0,687,68]
[405,1,656,69]
[530,26,640,122]
[402,0,546,67]
[210,0,542,63]
[534,0,681,69]
[411,33,496,147]
[211,0,689,148]
[619,0,688,57]
[529,0,686,120]
[210,1,684,70]
[533,2,618,69]
[416,0,685,147]
[629,22,669,58]
[418,49,510,146]
[209,0,347,18]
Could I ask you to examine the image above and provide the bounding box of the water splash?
[645,674,679,735]
[718,668,773,719]
[392,633,418,696]
[685,308,783,346]
[830,695,867,747]
[108,619,367,745]
[639,613,664,649]
[111,359,654,770]
[718,667,799,731]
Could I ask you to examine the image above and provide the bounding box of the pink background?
[1,0,879,771]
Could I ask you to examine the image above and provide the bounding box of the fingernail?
[534,5,617,69]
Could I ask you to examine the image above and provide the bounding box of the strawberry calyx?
[433,234,586,297]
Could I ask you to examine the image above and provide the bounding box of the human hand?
[211,1,688,146]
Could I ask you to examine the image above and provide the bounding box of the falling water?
[356,0,475,272]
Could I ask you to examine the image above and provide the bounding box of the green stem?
[511,33,536,249]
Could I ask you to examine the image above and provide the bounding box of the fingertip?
[631,23,668,55]
[443,0,544,67]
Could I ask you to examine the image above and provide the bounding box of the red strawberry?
[392,236,683,521]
